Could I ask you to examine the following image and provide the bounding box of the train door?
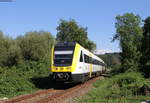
[79,51,85,73]
[83,53,91,78]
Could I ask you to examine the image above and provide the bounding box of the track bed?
[1,76,104,103]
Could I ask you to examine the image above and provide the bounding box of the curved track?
[1,76,103,103]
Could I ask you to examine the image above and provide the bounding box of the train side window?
[84,54,86,63]
[84,54,87,63]
[87,55,89,63]
[80,51,83,62]
[89,57,92,63]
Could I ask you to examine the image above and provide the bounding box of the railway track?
[1,76,103,103]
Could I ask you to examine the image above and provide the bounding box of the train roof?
[76,43,106,65]
[55,42,76,47]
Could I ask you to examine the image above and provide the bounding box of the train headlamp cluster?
[53,67,71,71]
[66,68,71,70]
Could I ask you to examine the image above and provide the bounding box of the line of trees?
[0,31,55,67]
[0,15,149,78]
[113,13,150,78]
[0,19,96,67]
[0,19,97,97]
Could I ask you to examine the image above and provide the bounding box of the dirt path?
[1,76,104,103]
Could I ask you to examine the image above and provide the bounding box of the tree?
[17,31,55,61]
[56,19,96,51]
[140,17,150,77]
[0,31,22,67]
[112,13,143,72]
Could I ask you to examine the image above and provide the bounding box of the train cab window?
[80,51,83,62]
[54,44,75,66]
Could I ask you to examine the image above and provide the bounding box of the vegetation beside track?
[0,31,55,98]
[0,60,52,98]
[79,13,150,103]
[0,20,96,98]
[0,13,150,103]
[79,72,150,103]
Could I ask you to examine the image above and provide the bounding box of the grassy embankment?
[79,72,150,103]
[0,60,53,98]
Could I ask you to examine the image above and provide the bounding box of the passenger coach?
[50,42,106,83]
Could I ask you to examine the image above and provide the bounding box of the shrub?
[110,64,121,75]
[79,72,150,103]
[0,60,51,98]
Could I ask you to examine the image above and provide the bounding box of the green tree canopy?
[140,17,150,77]
[56,19,96,51]
[0,31,22,67]
[113,13,143,72]
[17,31,55,61]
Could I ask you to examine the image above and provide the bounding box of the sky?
[0,0,150,53]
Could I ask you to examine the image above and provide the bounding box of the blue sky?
[0,0,150,52]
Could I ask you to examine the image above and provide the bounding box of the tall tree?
[56,19,96,51]
[17,31,55,61]
[0,31,22,67]
[113,13,143,72]
[140,17,150,77]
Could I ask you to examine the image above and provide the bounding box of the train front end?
[51,42,76,82]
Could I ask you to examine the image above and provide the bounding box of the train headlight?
[60,68,63,70]
[66,68,71,70]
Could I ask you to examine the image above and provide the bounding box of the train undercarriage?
[52,71,102,83]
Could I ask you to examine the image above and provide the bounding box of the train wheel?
[81,74,88,83]
[96,72,99,77]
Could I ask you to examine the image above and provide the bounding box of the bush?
[0,30,54,97]
[110,64,121,75]
[79,72,150,103]
[0,60,51,98]
[113,72,144,88]
[141,61,150,78]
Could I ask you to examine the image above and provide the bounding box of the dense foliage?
[0,31,21,67]
[0,60,51,97]
[0,31,54,67]
[98,53,121,75]
[98,53,121,67]
[140,17,150,78]
[0,20,97,98]
[56,19,96,51]
[16,31,54,61]
[79,72,150,103]
[0,31,55,98]
[113,13,143,72]
[0,14,149,102]
[80,13,150,103]
[112,13,150,78]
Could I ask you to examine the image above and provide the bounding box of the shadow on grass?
[30,76,54,89]
[30,76,79,90]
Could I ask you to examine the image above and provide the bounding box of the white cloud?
[94,49,113,55]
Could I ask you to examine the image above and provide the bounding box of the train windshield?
[54,45,75,66]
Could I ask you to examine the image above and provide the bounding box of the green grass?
[0,61,150,103]
[0,60,52,98]
[79,72,150,103]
